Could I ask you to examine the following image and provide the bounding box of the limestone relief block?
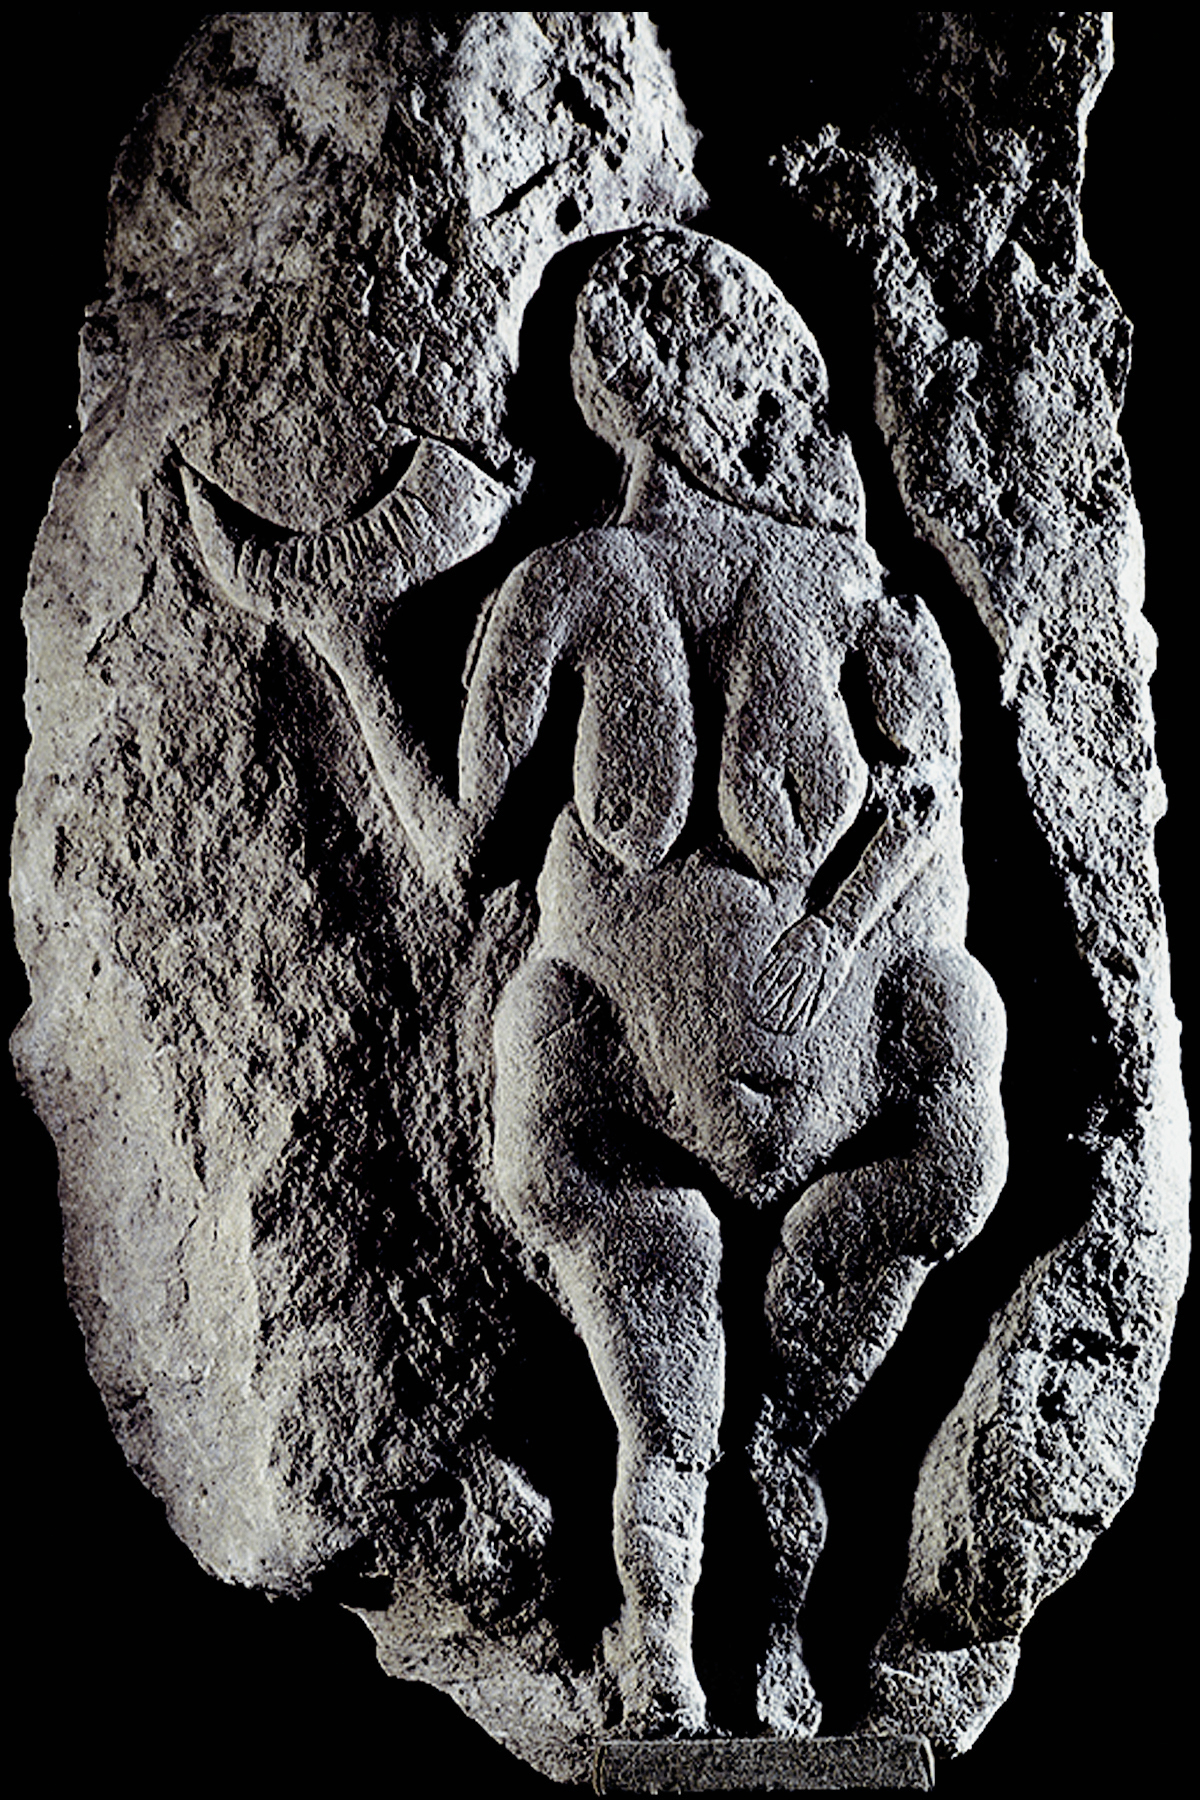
[10,14,1187,1795]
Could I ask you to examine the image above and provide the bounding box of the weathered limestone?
[15,6,700,1598]
[11,14,1186,1794]
[773,14,1188,1755]
[455,226,1007,1748]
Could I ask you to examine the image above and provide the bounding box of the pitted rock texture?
[774,11,1188,1753]
[14,5,702,1658]
[12,13,1187,1790]
[457,226,1007,1743]
[90,11,703,521]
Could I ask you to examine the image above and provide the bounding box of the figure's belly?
[536,808,879,1196]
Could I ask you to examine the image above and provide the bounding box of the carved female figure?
[459,230,1007,1737]
[185,225,1005,1743]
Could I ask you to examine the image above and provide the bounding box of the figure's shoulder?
[508,524,659,597]
[752,522,884,639]
[861,584,951,666]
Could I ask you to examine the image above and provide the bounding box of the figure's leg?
[753,947,1007,1734]
[493,955,725,1734]
[748,1396,828,1735]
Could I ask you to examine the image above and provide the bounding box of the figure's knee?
[559,1181,724,1468]
[603,1182,723,1366]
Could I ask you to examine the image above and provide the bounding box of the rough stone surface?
[772,13,1189,1756]
[11,13,1187,1793]
[15,5,700,1597]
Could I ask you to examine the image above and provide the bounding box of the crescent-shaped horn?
[182,440,514,633]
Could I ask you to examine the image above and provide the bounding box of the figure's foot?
[756,1622,822,1737]
[621,1675,708,1739]
[604,1614,708,1738]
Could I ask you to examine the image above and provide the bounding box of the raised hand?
[182,439,512,651]
[182,443,517,905]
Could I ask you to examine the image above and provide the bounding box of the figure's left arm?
[823,589,960,947]
[754,590,960,1032]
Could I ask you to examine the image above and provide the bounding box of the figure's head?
[572,229,864,534]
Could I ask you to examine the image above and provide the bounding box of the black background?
[8,16,1190,1797]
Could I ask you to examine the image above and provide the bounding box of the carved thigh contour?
[492,954,724,1468]
[876,944,1008,1258]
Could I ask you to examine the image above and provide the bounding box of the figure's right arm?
[182,442,516,902]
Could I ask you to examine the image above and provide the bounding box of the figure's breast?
[714,575,871,894]
[777,638,871,885]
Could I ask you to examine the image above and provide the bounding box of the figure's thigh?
[877,943,1008,1256]
[492,954,724,1466]
[760,946,1007,1437]
[492,954,625,1248]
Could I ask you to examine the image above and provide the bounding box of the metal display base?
[593,1734,935,1794]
